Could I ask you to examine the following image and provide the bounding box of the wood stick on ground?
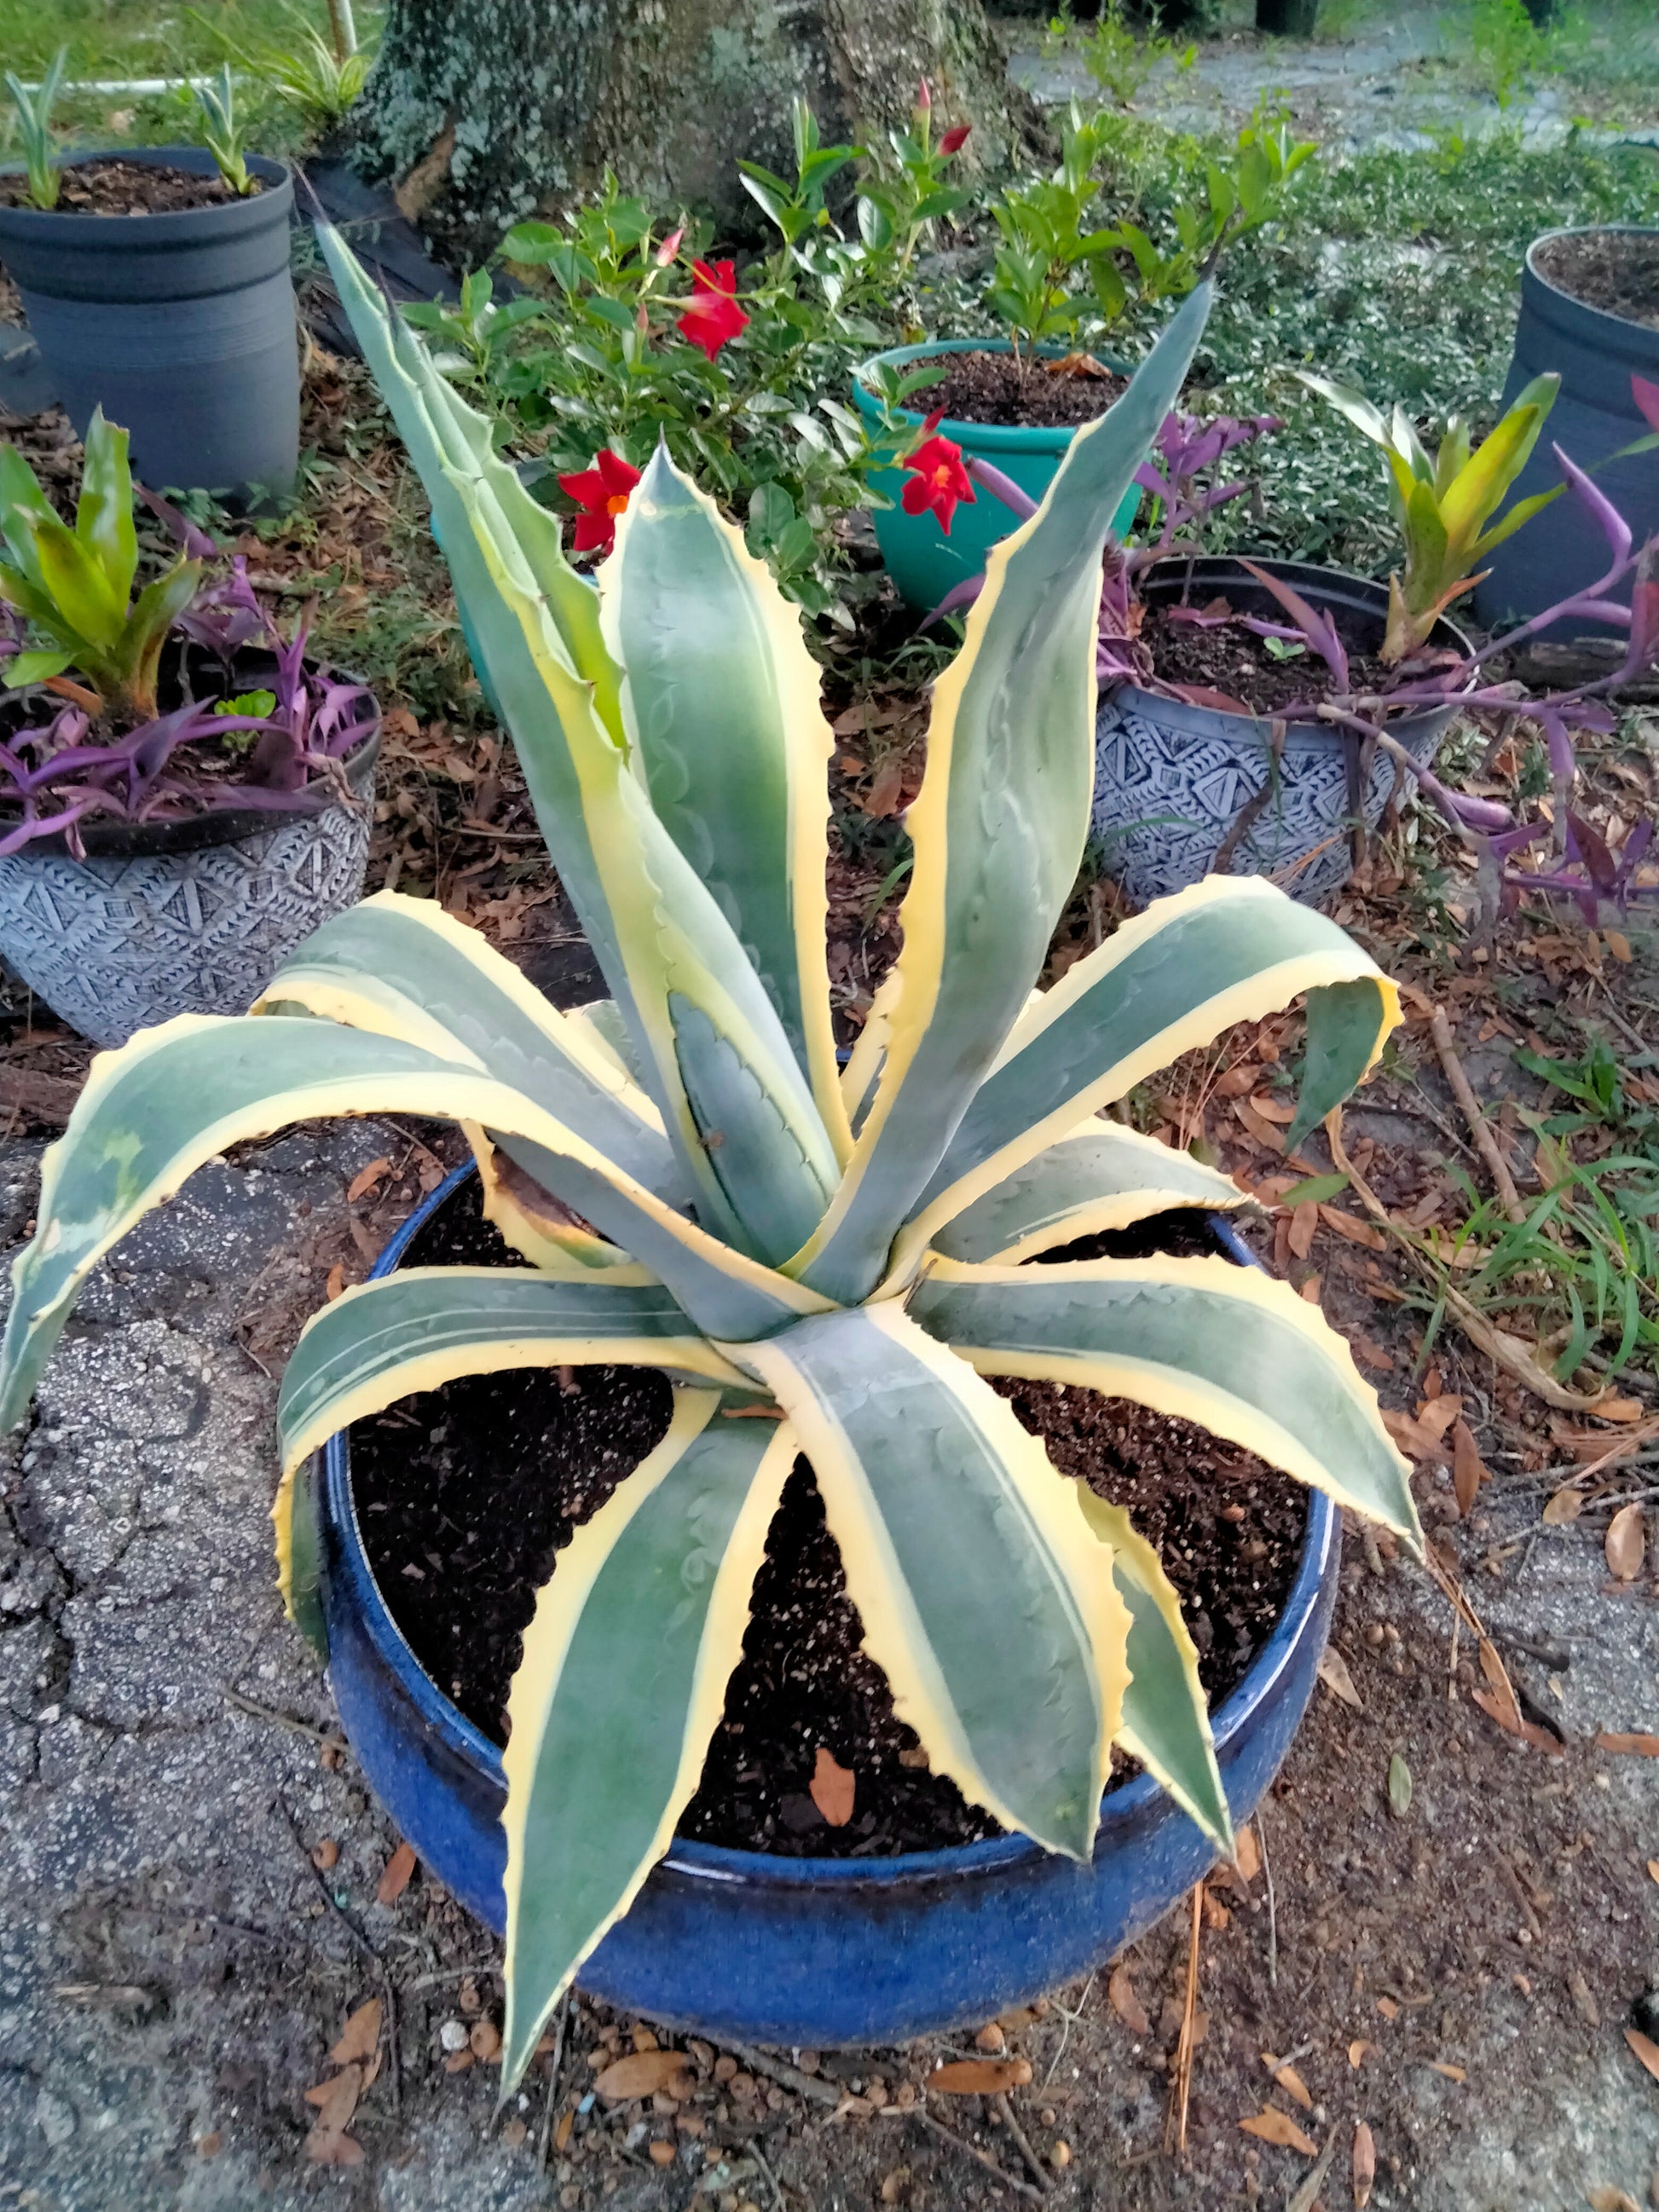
[725,2042,842,2110]
[906,2107,1046,2203]
[537,1990,570,2169]
[993,2094,1052,2193]
[1165,1884,1204,2155]
[1425,1002,1527,1224]
[1286,2123,1342,2212]
[1257,1804,1278,1989]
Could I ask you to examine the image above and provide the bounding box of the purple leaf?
[963,456,1038,521]
[1553,443,1633,570]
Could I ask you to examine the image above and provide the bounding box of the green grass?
[0,0,384,159]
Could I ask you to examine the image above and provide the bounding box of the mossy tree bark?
[344,0,1038,264]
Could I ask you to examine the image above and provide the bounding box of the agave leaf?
[791,285,1216,1306]
[910,1254,1421,1545]
[839,966,902,1135]
[1285,978,1399,1152]
[258,892,684,1202]
[273,1453,328,1661]
[899,876,1398,1276]
[319,228,837,1264]
[603,451,848,1157]
[932,1122,1244,1264]
[1076,1490,1230,1851]
[500,1399,797,2086]
[469,1135,658,1277]
[272,1265,751,1596]
[734,1301,1129,1860]
[0,1014,833,1429]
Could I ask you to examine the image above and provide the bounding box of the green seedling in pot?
[3,44,66,212]
[0,242,1420,2096]
[1298,369,1563,662]
[193,65,258,198]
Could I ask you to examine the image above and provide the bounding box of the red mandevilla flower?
[900,412,975,537]
[938,123,970,157]
[557,448,641,556]
[677,259,749,360]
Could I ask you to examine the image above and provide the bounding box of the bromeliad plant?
[0,415,378,851]
[0,245,1422,2094]
[1297,369,1564,662]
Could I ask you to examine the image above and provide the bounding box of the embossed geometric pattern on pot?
[1090,557,1465,910]
[0,785,373,1048]
[1091,689,1448,909]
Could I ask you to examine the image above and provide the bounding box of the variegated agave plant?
[0,234,1423,2093]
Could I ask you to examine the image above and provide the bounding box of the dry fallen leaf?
[1267,2060,1313,2111]
[1318,1647,1364,1711]
[303,2063,363,2165]
[1377,1997,1400,2022]
[375,1840,417,1906]
[1318,1203,1388,1251]
[346,1157,393,1204]
[1249,1090,1297,1125]
[329,1998,382,2067]
[809,1746,856,1828]
[1593,1395,1646,1423]
[1598,1730,1659,1757]
[1239,2106,1317,2156]
[928,2059,1032,2094]
[1626,2028,1659,2084]
[325,1262,346,1302]
[594,2050,696,2102]
[1428,2060,1466,2083]
[1233,1827,1261,1883]
[1451,1420,1488,1517]
[1604,1501,1646,1580]
[1585,2190,1641,2212]
[1353,2119,1376,2209]
[1348,2039,1373,2068]
[1107,1961,1150,2037]
[1542,1486,1585,1525]
[1288,1198,1319,1259]
[1648,1859,1659,1885]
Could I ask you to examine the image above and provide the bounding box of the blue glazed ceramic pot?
[311,1165,1338,2047]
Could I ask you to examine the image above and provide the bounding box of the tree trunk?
[344,0,1039,265]
[1256,0,1318,33]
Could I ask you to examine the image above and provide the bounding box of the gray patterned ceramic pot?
[0,727,379,1048]
[1092,556,1467,909]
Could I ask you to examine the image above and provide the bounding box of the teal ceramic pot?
[852,338,1142,610]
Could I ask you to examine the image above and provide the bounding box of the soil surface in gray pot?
[1141,600,1398,713]
[1533,228,1659,332]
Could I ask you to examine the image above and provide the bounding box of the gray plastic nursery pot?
[1092,555,1468,909]
[0,147,300,501]
[1475,227,1659,640]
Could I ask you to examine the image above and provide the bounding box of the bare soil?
[903,348,1129,429]
[0,158,263,216]
[1535,228,1659,331]
[1141,598,1396,713]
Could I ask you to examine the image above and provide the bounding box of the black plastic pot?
[0,147,299,501]
[1475,227,1659,639]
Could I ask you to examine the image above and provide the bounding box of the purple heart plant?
[0,417,379,859]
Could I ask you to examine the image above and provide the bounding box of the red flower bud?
[656,224,685,267]
[916,76,932,111]
[938,123,970,157]
[677,258,749,361]
[556,448,642,557]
